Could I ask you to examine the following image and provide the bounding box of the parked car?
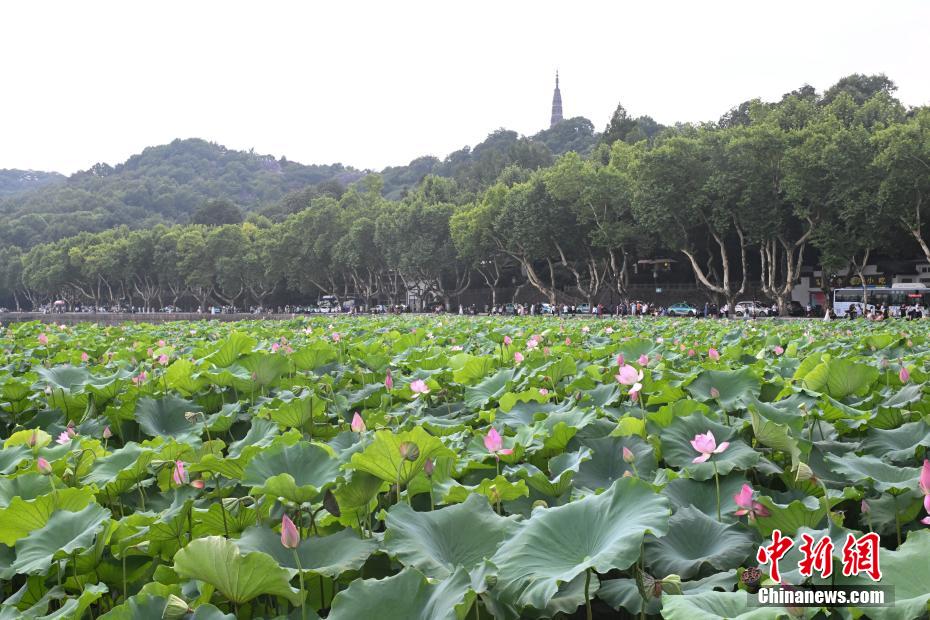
[540,303,555,314]
[667,302,697,317]
[734,301,769,317]
[577,303,591,314]
[788,301,806,317]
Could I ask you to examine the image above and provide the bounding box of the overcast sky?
[2,0,929,175]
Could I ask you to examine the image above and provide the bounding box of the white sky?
[2,0,929,175]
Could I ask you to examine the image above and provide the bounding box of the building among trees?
[550,71,563,127]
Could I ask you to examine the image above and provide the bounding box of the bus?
[833,284,930,317]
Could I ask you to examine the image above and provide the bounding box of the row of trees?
[2,78,928,314]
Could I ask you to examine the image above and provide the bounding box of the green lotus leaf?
[753,494,828,537]
[236,525,377,577]
[685,367,760,409]
[520,571,600,619]
[13,503,110,574]
[662,474,747,515]
[750,408,806,471]
[508,448,590,496]
[36,582,108,620]
[243,441,342,503]
[0,473,52,507]
[439,475,529,505]
[135,395,204,441]
[332,471,385,528]
[802,358,879,399]
[490,476,670,612]
[0,486,97,546]
[823,529,930,620]
[205,332,257,367]
[384,494,519,579]
[823,453,921,493]
[660,591,798,620]
[859,491,923,537]
[464,368,514,408]
[646,506,757,579]
[349,427,455,485]
[264,391,325,429]
[82,443,155,495]
[172,536,302,605]
[240,352,290,388]
[859,420,930,462]
[574,436,657,492]
[38,365,92,392]
[658,413,760,481]
[165,358,207,395]
[327,566,474,620]
[291,342,337,371]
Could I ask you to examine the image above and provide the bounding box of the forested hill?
[0,106,660,248]
[0,139,364,248]
[0,169,65,197]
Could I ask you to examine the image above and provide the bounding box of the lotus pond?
[1,317,929,619]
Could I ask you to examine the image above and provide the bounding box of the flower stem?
[293,549,306,620]
[713,460,721,521]
[584,567,592,620]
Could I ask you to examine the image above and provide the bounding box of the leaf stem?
[293,549,306,620]
[584,567,592,620]
[713,459,721,521]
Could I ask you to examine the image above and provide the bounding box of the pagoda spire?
[550,71,563,128]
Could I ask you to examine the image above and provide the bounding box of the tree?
[874,108,930,264]
[191,199,244,226]
[632,128,748,310]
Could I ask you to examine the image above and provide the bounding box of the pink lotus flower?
[629,383,642,400]
[271,342,280,353]
[710,387,720,399]
[900,367,910,383]
[147,348,154,358]
[81,352,89,363]
[56,431,71,445]
[615,364,643,386]
[332,332,341,342]
[565,337,571,345]
[280,514,300,549]
[920,459,930,524]
[132,371,147,385]
[36,457,52,475]
[581,326,590,334]
[484,428,513,457]
[690,431,729,464]
[616,354,625,367]
[638,354,649,366]
[38,333,48,345]
[158,339,166,347]
[514,351,524,364]
[503,336,513,346]
[708,348,720,361]
[385,369,394,391]
[410,379,430,395]
[733,483,770,519]
[774,346,784,355]
[861,499,870,514]
[544,346,551,356]
[158,354,169,366]
[605,327,613,334]
[539,388,549,396]
[526,337,539,349]
[351,412,366,433]
[191,479,205,489]
[688,348,696,357]
[172,460,187,485]
[622,446,635,464]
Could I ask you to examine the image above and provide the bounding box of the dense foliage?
[3,74,929,315]
[1,316,929,619]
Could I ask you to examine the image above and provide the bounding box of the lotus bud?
[398,441,420,462]
[28,430,38,447]
[350,412,366,433]
[622,446,635,464]
[899,366,910,383]
[860,499,870,514]
[795,462,815,482]
[102,425,112,439]
[423,457,435,477]
[710,387,720,399]
[880,358,889,369]
[37,457,52,475]
[191,479,205,489]
[280,514,300,549]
